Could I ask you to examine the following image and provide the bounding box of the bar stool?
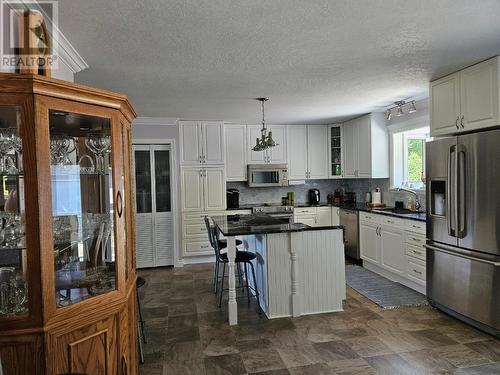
[136,276,146,364]
[204,217,242,293]
[205,220,260,310]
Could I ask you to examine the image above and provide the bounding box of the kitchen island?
[211,214,345,325]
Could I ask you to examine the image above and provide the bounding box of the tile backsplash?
[227,179,426,210]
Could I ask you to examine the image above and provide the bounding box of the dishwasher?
[339,208,360,260]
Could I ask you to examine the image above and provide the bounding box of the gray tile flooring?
[138,264,500,375]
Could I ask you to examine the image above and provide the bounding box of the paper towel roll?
[372,191,382,205]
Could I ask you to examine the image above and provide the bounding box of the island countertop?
[211,213,343,236]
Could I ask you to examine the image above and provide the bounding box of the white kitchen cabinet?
[225,124,247,181]
[180,121,224,165]
[295,215,316,226]
[181,166,226,212]
[359,221,379,264]
[286,125,328,180]
[342,113,389,178]
[294,206,332,227]
[359,212,427,294]
[328,124,344,178]
[430,56,500,136]
[247,125,287,164]
[379,226,405,275]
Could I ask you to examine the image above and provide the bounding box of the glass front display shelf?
[330,126,342,176]
[0,106,28,317]
[49,110,117,308]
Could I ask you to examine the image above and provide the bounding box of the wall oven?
[247,164,289,187]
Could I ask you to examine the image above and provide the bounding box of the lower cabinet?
[359,212,426,293]
[182,210,252,257]
[293,206,338,227]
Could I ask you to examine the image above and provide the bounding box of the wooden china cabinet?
[0,73,138,375]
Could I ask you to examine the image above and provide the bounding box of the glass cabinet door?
[329,125,343,177]
[49,110,117,307]
[0,106,28,317]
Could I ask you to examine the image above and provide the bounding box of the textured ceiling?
[58,0,500,124]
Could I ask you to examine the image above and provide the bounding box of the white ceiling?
[58,0,500,124]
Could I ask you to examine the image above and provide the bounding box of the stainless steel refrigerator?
[426,129,500,337]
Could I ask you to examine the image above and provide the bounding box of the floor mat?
[345,264,428,309]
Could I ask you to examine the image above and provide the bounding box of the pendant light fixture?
[252,97,278,152]
[385,100,417,121]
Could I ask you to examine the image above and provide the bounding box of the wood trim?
[0,73,137,122]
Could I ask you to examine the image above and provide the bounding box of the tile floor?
[138,264,500,375]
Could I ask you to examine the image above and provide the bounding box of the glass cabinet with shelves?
[328,124,344,178]
[0,73,137,375]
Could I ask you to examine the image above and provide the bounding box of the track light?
[385,100,417,121]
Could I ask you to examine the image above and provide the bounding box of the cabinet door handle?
[413,269,422,275]
[455,116,459,129]
[460,115,465,128]
[412,237,422,242]
[117,191,123,218]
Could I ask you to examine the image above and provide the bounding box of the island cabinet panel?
[0,73,137,374]
[259,229,345,319]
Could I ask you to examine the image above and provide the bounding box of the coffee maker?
[226,189,240,209]
[308,189,320,205]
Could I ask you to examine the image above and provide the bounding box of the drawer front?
[406,220,426,234]
[184,240,213,256]
[406,244,426,261]
[294,207,316,215]
[184,221,209,237]
[405,232,426,248]
[359,212,380,223]
[407,258,426,282]
[380,215,404,228]
[226,210,252,215]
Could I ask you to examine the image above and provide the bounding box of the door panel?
[180,121,201,164]
[307,125,329,179]
[287,125,307,179]
[460,58,499,131]
[202,121,224,164]
[204,167,226,211]
[459,130,500,255]
[181,168,204,211]
[380,226,405,275]
[426,137,458,247]
[343,120,357,177]
[430,73,461,136]
[267,125,287,163]
[360,222,379,264]
[356,116,371,177]
[225,125,247,181]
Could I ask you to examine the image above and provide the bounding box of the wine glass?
[50,136,76,166]
[85,136,111,174]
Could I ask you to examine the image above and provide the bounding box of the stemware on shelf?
[50,136,76,166]
[0,129,22,174]
[85,135,111,174]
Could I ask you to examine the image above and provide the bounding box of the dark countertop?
[211,213,343,236]
[228,203,426,222]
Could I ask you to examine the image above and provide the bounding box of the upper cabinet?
[287,125,328,180]
[181,166,226,212]
[247,125,287,164]
[328,124,344,178]
[430,56,500,136]
[225,124,247,181]
[180,121,224,165]
[342,113,389,178]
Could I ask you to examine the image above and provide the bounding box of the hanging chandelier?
[252,98,278,152]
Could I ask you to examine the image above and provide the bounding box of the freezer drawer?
[426,243,500,336]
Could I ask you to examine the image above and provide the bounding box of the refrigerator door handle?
[447,145,457,237]
[424,244,500,267]
[457,144,466,238]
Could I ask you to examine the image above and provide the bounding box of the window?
[391,126,430,190]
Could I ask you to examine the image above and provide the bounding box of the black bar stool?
[204,217,242,293]
[136,276,146,364]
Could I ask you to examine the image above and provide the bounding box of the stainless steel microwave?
[247,164,289,187]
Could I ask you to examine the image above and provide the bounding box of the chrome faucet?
[397,187,422,211]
